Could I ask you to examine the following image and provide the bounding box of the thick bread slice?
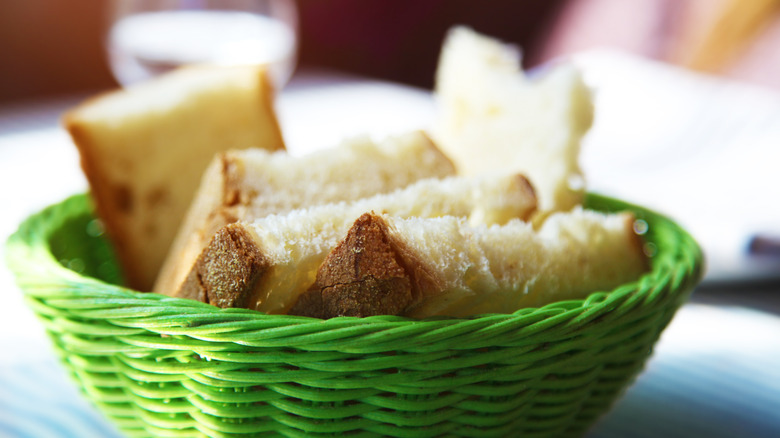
[176,173,538,313]
[433,26,594,213]
[293,209,648,318]
[64,65,285,291]
[154,131,456,295]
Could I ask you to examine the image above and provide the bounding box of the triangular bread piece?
[294,208,648,318]
[154,131,456,295]
[433,26,594,213]
[176,172,538,314]
[64,65,285,290]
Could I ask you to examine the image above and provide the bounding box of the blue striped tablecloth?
[2,303,778,437]
[588,303,780,438]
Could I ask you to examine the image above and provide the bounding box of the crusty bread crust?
[154,131,457,297]
[291,209,650,319]
[289,213,442,318]
[173,172,538,313]
[180,223,270,308]
[64,117,135,284]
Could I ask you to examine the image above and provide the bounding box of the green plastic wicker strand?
[5,193,703,438]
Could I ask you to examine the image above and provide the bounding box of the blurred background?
[1,0,779,314]
[4,0,780,102]
[1,1,780,437]
[2,0,780,303]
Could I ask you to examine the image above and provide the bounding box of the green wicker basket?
[5,193,703,438]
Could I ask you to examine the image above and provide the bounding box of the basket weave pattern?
[6,194,702,438]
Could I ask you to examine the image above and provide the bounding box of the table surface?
[1,53,779,437]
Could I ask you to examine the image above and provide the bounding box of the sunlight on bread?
[178,172,539,314]
[433,26,593,213]
[153,131,456,296]
[65,65,284,290]
[292,209,647,318]
[67,26,650,319]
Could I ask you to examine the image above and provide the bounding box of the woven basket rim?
[3,193,706,437]
[5,192,704,336]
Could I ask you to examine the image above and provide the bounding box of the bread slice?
[64,65,285,291]
[153,131,457,295]
[292,208,648,318]
[174,172,538,313]
[432,26,594,213]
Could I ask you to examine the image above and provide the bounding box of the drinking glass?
[105,0,298,88]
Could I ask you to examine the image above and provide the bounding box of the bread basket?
[5,193,703,438]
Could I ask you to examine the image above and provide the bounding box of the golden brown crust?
[289,213,411,318]
[256,68,286,154]
[190,152,257,251]
[64,116,144,288]
[193,153,249,255]
[221,152,247,206]
[177,223,270,308]
[64,66,285,292]
[153,154,246,296]
[289,212,441,318]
